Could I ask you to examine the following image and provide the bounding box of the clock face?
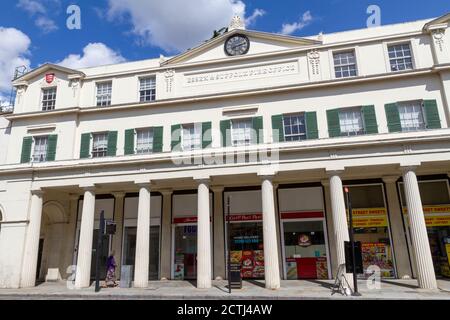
[224,34,250,56]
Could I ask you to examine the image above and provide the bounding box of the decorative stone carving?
[308,49,321,76]
[432,29,445,52]
[70,79,80,98]
[228,15,245,31]
[164,69,175,93]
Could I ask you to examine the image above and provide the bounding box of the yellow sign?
[403,205,450,227]
[447,244,450,267]
[348,208,388,228]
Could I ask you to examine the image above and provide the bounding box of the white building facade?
[1,15,450,290]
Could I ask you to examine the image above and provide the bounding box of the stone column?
[159,189,173,280]
[20,190,44,288]
[197,179,212,289]
[321,180,338,277]
[211,186,225,280]
[111,192,125,277]
[75,187,96,289]
[382,176,413,279]
[402,168,437,289]
[134,183,151,288]
[328,172,353,289]
[261,177,281,289]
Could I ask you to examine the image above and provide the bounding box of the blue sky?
[0,0,449,102]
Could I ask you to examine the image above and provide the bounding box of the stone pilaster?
[159,189,173,280]
[197,179,212,289]
[111,192,125,277]
[211,186,225,280]
[134,183,151,288]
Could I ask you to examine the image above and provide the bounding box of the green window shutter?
[171,124,182,151]
[271,114,284,143]
[20,136,32,163]
[107,131,118,156]
[80,133,91,159]
[252,116,263,144]
[46,135,58,161]
[326,109,341,137]
[362,105,378,134]
[152,126,164,153]
[423,99,441,129]
[305,112,319,139]
[385,103,401,133]
[202,122,212,149]
[124,129,135,155]
[220,120,231,147]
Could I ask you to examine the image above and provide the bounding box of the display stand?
[331,263,352,296]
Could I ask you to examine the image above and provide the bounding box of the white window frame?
[135,128,154,154]
[138,76,156,102]
[338,107,365,136]
[332,49,358,79]
[383,39,417,73]
[387,42,414,72]
[96,81,112,107]
[283,113,307,141]
[91,132,108,158]
[41,87,57,111]
[181,123,202,151]
[397,100,426,132]
[231,118,253,147]
[32,136,49,163]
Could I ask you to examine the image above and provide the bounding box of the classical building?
[1,14,450,290]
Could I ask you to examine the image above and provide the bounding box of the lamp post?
[226,196,231,294]
[344,188,360,296]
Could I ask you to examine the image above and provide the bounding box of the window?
[388,43,413,72]
[92,133,108,158]
[333,50,357,78]
[398,101,425,132]
[139,77,156,102]
[32,136,48,162]
[231,118,252,146]
[136,128,153,154]
[96,82,112,106]
[182,123,202,151]
[283,113,306,141]
[339,108,364,136]
[42,88,57,111]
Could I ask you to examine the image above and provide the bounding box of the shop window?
[283,113,306,141]
[96,82,112,106]
[42,87,57,111]
[333,50,358,78]
[139,77,156,102]
[173,225,197,280]
[388,43,413,72]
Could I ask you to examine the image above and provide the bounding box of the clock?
[224,34,250,56]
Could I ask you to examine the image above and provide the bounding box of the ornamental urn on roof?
[228,15,245,31]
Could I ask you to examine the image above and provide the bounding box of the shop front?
[278,186,331,280]
[399,179,450,278]
[224,189,265,279]
[171,192,212,280]
[345,183,396,278]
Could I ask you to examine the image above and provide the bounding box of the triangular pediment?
[162,29,321,66]
[423,12,450,31]
[12,63,85,86]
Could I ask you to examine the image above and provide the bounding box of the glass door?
[173,225,197,280]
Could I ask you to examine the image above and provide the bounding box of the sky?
[0,0,449,104]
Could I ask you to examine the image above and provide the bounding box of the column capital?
[382,176,400,184]
[400,165,418,174]
[320,179,330,187]
[325,169,344,177]
[158,188,173,196]
[210,185,224,193]
[31,189,44,197]
[79,184,96,192]
[111,192,126,199]
[68,193,81,201]
[195,178,210,186]
[134,179,152,187]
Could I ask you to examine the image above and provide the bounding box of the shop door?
[173,225,197,280]
[90,230,110,279]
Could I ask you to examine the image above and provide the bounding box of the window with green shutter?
[46,135,58,161]
[305,112,318,139]
[220,120,231,147]
[171,124,182,151]
[80,133,91,159]
[107,131,118,156]
[271,114,284,143]
[152,126,163,153]
[20,136,32,163]
[202,122,212,149]
[362,105,378,134]
[124,129,135,155]
[385,103,402,133]
[252,116,263,144]
[327,109,341,137]
[423,99,441,129]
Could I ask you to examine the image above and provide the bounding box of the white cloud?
[0,27,31,97]
[16,0,59,33]
[57,43,126,69]
[280,11,313,35]
[17,0,46,16]
[245,8,266,27]
[35,16,58,33]
[106,0,265,53]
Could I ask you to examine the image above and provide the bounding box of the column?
[328,172,353,289]
[402,168,437,289]
[20,190,44,288]
[382,176,413,279]
[212,186,225,280]
[321,180,338,277]
[111,192,125,278]
[261,177,281,289]
[159,189,173,280]
[197,179,212,289]
[75,187,96,289]
[134,183,151,288]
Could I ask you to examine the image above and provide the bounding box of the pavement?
[0,279,449,300]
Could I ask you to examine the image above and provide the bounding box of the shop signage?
[226,213,262,222]
[402,205,450,227]
[298,234,312,247]
[347,208,388,228]
[280,211,324,220]
[173,217,197,224]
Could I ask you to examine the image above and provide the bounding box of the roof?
[12,63,85,85]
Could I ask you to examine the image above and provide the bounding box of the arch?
[42,201,68,224]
